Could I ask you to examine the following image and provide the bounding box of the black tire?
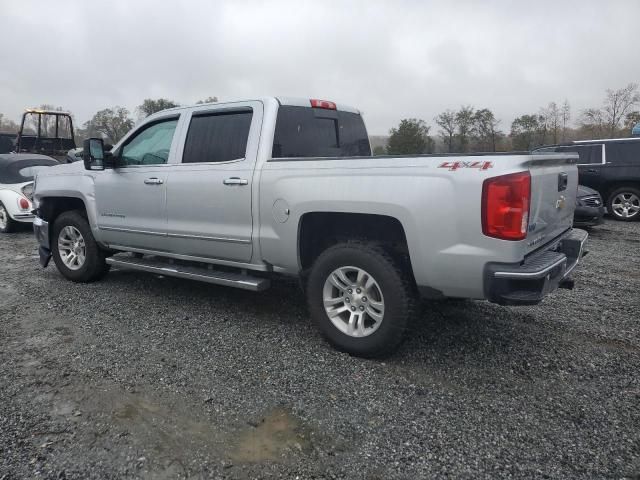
[306,242,417,358]
[51,210,110,282]
[607,186,640,221]
[0,201,17,233]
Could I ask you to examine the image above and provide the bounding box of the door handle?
[223,177,248,186]
[585,169,598,174]
[144,177,164,185]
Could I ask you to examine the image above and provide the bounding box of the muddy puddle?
[229,408,313,462]
[55,386,317,472]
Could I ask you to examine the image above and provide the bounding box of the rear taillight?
[310,99,336,110]
[481,171,531,241]
[18,197,30,210]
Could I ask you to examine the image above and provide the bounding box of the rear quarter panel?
[259,155,564,299]
[0,186,23,217]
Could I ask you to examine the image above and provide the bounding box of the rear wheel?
[0,201,17,233]
[52,210,110,282]
[607,186,640,221]
[306,242,417,358]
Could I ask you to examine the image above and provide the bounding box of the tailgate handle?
[558,172,568,192]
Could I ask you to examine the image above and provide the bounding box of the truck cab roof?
[145,97,361,118]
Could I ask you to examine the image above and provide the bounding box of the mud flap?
[39,246,52,268]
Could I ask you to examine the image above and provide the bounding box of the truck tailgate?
[526,154,578,254]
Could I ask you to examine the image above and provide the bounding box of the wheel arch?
[38,195,88,223]
[297,211,413,273]
[600,181,640,200]
[37,195,90,246]
[604,183,640,220]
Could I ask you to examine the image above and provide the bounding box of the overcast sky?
[1,0,638,135]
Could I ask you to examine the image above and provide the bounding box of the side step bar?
[106,256,270,291]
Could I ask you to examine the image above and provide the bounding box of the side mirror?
[83,138,105,170]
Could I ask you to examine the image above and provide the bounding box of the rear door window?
[272,106,371,158]
[556,145,603,164]
[606,142,640,165]
[182,110,253,163]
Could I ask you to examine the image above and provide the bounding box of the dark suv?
[535,138,640,221]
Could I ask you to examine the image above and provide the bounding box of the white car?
[0,154,57,233]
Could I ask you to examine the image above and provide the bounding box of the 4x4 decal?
[438,160,493,171]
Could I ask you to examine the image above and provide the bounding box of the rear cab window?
[272,106,371,158]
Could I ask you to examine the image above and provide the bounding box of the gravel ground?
[1,220,639,479]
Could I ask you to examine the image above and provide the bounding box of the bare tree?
[434,110,456,152]
[602,83,640,137]
[561,100,571,142]
[543,102,562,144]
[536,109,550,146]
[0,113,19,133]
[580,108,606,138]
[625,111,640,131]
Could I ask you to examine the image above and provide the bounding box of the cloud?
[0,0,638,134]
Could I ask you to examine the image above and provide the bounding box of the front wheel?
[607,187,640,221]
[52,210,110,282]
[306,242,417,358]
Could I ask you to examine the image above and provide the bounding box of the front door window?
[119,119,178,166]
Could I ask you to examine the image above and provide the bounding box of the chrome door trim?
[98,226,250,244]
[98,226,166,236]
[166,232,251,244]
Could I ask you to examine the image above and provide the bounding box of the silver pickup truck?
[32,97,588,357]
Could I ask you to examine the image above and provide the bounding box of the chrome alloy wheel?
[612,192,640,219]
[58,226,86,270]
[0,204,7,230]
[322,266,385,338]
